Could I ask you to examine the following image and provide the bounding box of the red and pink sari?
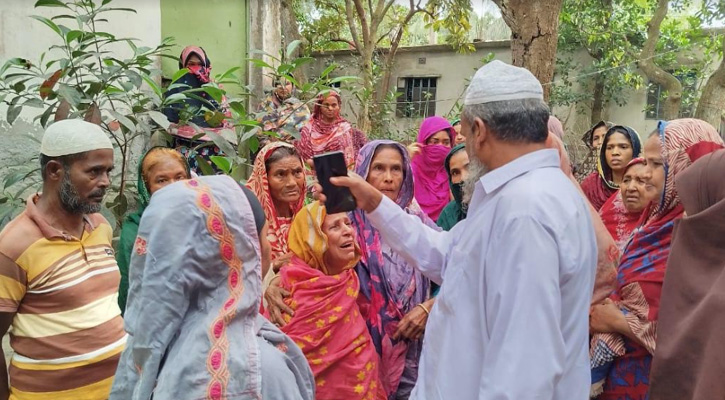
[273,202,385,400]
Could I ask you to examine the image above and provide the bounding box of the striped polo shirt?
[0,195,126,400]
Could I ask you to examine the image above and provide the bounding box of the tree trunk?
[280,0,307,84]
[638,0,682,120]
[591,76,605,124]
[695,35,725,128]
[493,0,564,101]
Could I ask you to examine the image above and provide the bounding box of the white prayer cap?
[40,119,113,157]
[464,60,544,105]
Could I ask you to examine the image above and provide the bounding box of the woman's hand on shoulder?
[264,276,293,326]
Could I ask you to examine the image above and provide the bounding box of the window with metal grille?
[645,71,697,120]
[397,77,437,118]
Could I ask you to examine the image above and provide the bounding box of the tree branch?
[345,0,363,52]
[637,0,682,118]
[352,0,372,47]
[329,38,358,49]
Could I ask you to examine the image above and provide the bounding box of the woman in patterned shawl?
[247,142,306,288]
[110,175,315,400]
[352,140,437,399]
[295,91,367,169]
[274,202,385,400]
[589,119,725,400]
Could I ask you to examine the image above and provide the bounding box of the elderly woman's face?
[145,158,189,195]
[620,163,649,213]
[322,213,356,270]
[367,147,404,201]
[267,155,305,206]
[643,134,666,202]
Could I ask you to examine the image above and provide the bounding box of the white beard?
[462,154,488,204]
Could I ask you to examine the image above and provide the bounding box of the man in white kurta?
[326,61,597,399]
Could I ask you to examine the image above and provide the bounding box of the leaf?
[147,110,170,129]
[248,58,274,70]
[170,68,189,84]
[203,111,226,128]
[3,172,26,190]
[209,156,232,174]
[291,57,314,68]
[30,16,62,37]
[194,155,215,176]
[228,101,246,116]
[203,128,237,157]
[141,74,162,97]
[109,110,136,132]
[217,66,241,81]
[7,105,22,125]
[286,40,302,58]
[34,0,69,8]
[126,70,142,88]
[23,98,45,108]
[202,86,224,103]
[102,0,112,4]
[38,103,56,127]
[39,69,62,99]
[57,83,81,107]
[320,63,337,78]
[248,135,260,154]
[66,30,83,43]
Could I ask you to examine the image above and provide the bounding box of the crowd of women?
[111,45,725,400]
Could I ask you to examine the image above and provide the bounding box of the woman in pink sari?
[295,91,367,169]
[273,201,385,400]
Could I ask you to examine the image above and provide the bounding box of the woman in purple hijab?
[353,140,438,399]
[410,116,455,221]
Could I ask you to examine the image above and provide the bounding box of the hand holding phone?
[313,151,357,214]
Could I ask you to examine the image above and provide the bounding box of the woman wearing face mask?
[246,142,306,289]
[255,78,311,147]
[116,147,191,313]
[589,119,725,400]
[295,91,367,170]
[408,116,455,222]
[581,125,641,210]
[161,46,233,174]
[598,158,650,251]
[270,202,385,400]
[436,144,469,232]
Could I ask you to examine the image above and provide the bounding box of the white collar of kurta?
[470,148,561,205]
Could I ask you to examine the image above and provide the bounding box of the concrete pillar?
[248,0,282,104]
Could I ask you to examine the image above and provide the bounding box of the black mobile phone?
[313,151,357,214]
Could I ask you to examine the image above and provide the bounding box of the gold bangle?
[416,303,430,315]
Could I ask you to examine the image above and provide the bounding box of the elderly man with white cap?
[317,61,597,399]
[0,119,125,400]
